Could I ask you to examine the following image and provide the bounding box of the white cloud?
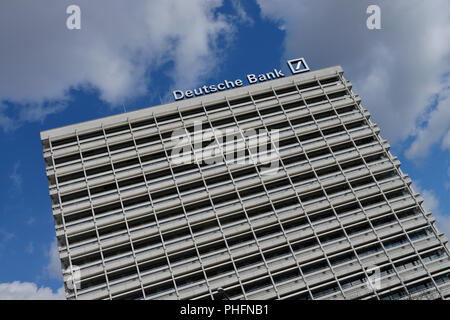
[406,90,450,159]
[412,182,439,212]
[442,129,450,151]
[0,0,234,130]
[25,242,34,255]
[0,239,66,300]
[412,182,450,238]
[45,239,62,280]
[0,282,65,300]
[0,103,18,132]
[26,217,35,226]
[256,0,450,155]
[231,0,254,26]
[0,229,15,249]
[9,161,22,191]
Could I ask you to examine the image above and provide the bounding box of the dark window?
[156,113,179,123]
[283,100,305,110]
[300,190,325,202]
[345,120,366,131]
[322,125,345,136]
[140,151,166,163]
[307,147,330,159]
[374,170,396,182]
[229,96,252,106]
[146,169,171,181]
[181,107,204,117]
[302,260,328,275]
[152,187,177,200]
[335,202,359,215]
[325,183,350,196]
[51,136,77,148]
[135,135,160,145]
[273,197,299,210]
[58,171,85,183]
[291,115,313,126]
[297,81,318,91]
[385,189,407,200]
[54,153,80,165]
[122,195,150,208]
[253,91,274,101]
[179,180,204,193]
[327,91,347,100]
[205,101,228,112]
[236,111,259,122]
[279,137,298,147]
[131,118,155,129]
[211,117,235,127]
[275,86,297,95]
[114,157,140,170]
[86,164,112,176]
[109,141,135,152]
[90,182,116,195]
[79,130,104,141]
[239,186,265,198]
[298,131,321,142]
[283,154,307,165]
[118,176,145,188]
[314,110,335,120]
[305,95,325,105]
[319,77,340,86]
[267,121,290,131]
[105,124,130,135]
[82,147,108,158]
[319,230,344,243]
[316,165,339,177]
[260,106,282,116]
[331,142,353,153]
[360,195,384,207]
[340,158,364,170]
[291,172,315,184]
[205,173,231,186]
[350,176,374,188]
[336,105,356,114]
[64,209,93,223]
[98,222,127,237]
[232,167,257,179]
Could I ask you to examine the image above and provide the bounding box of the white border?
[287,57,310,74]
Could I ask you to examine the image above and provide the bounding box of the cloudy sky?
[0,0,449,299]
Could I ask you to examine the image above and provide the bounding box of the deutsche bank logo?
[287,58,310,74]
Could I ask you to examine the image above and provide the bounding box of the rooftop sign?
[172,58,309,101]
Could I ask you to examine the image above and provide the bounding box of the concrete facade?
[41,66,450,300]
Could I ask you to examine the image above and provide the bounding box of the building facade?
[40,65,450,300]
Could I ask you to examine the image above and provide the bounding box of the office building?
[40,65,450,300]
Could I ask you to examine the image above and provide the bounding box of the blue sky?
[0,0,449,299]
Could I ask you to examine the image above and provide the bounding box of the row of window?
[74,226,443,300]
[57,127,376,206]
[57,135,386,230]
[53,104,362,189]
[49,77,345,150]
[380,271,449,300]
[65,190,423,285]
[50,89,352,167]
[60,152,391,246]
[63,165,401,247]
